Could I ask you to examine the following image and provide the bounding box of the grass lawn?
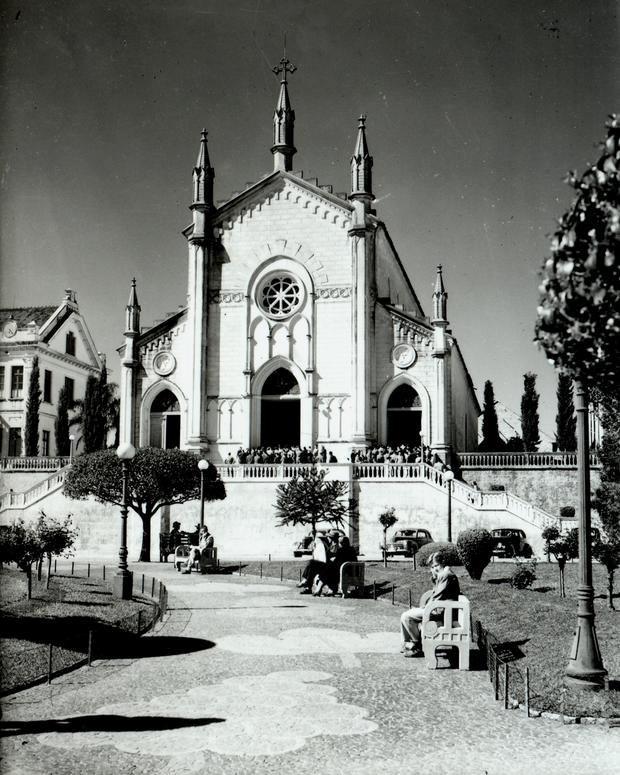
[233,557,619,719]
[0,567,157,695]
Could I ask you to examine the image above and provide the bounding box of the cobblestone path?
[1,566,618,775]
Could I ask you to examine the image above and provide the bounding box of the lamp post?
[444,469,455,543]
[197,458,209,529]
[113,442,136,600]
[419,431,425,463]
[69,434,75,463]
[565,380,607,689]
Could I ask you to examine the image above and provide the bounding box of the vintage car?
[383,528,433,558]
[491,528,532,558]
[293,534,315,558]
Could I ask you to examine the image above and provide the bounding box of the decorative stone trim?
[391,315,432,345]
[153,351,176,377]
[316,287,352,300]
[140,323,185,354]
[208,290,245,304]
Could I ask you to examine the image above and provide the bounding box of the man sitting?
[183,525,215,573]
[400,550,460,657]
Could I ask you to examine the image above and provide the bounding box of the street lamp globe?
[69,433,75,442]
[117,442,136,461]
[444,470,455,482]
[197,458,209,471]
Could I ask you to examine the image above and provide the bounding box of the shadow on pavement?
[100,635,216,659]
[0,714,225,737]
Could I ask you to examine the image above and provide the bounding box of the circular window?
[258,274,303,319]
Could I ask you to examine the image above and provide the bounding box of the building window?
[42,430,50,457]
[43,370,52,403]
[258,273,303,319]
[0,365,4,395]
[10,366,24,398]
[8,427,22,457]
[64,376,75,404]
[65,331,76,356]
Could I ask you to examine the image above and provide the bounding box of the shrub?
[559,506,575,519]
[416,541,462,567]
[510,558,537,589]
[457,528,494,579]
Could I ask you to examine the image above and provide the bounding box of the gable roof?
[183,169,353,238]
[0,306,56,329]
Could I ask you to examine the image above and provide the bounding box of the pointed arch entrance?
[149,389,181,449]
[260,367,300,447]
[386,384,422,447]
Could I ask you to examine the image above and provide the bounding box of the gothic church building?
[119,61,480,462]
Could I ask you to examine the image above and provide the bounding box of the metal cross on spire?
[272,55,297,83]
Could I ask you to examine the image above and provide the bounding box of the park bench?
[337,561,365,597]
[174,543,218,574]
[421,593,471,670]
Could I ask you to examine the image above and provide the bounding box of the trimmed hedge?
[416,542,462,568]
[457,528,494,579]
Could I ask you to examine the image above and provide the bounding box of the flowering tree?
[274,467,349,536]
[535,116,619,394]
[378,507,398,567]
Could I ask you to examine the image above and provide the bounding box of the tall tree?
[555,374,577,451]
[478,380,503,451]
[24,357,41,456]
[54,385,71,456]
[80,375,100,453]
[63,448,226,561]
[520,372,540,452]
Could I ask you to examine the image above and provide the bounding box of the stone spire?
[271,56,297,172]
[125,277,141,335]
[191,129,215,241]
[431,265,448,324]
[350,115,373,201]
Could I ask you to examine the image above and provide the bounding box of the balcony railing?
[457,451,600,469]
[0,457,71,472]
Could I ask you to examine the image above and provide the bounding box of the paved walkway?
[1,565,618,775]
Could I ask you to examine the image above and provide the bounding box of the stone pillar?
[186,240,208,450]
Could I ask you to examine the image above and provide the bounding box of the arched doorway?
[150,389,181,449]
[260,368,300,447]
[387,384,422,447]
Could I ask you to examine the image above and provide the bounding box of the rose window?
[259,274,303,319]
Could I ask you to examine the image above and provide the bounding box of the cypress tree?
[24,357,41,456]
[81,375,99,453]
[479,380,503,451]
[96,363,108,450]
[521,372,541,452]
[55,386,71,456]
[555,373,577,451]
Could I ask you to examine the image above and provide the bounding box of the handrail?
[0,467,70,512]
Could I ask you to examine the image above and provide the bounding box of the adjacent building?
[0,291,103,457]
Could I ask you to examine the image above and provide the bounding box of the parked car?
[383,528,433,558]
[491,528,532,558]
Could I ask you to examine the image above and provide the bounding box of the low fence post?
[408,589,412,608]
[260,563,263,578]
[71,561,74,576]
[141,573,145,594]
[373,581,377,600]
[525,667,530,718]
[151,577,155,596]
[87,563,91,578]
[268,553,271,562]
[391,584,395,605]
[280,563,283,582]
[137,609,142,635]
[504,663,509,709]
[103,565,106,580]
[48,643,53,684]
[299,568,302,583]
[88,630,93,666]
[494,654,500,701]
[54,559,57,573]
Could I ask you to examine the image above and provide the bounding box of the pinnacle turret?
[431,265,448,323]
[350,115,373,200]
[192,128,215,209]
[271,57,297,172]
[125,277,141,335]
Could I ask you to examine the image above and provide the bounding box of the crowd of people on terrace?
[224,446,338,464]
[222,443,449,469]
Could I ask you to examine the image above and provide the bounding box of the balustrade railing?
[0,457,70,472]
[458,451,599,468]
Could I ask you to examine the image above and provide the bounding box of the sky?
[1,0,618,441]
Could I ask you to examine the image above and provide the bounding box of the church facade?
[119,61,480,463]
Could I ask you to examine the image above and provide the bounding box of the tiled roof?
[0,306,57,328]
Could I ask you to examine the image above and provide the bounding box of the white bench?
[174,545,218,574]
[338,561,365,597]
[421,593,470,670]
